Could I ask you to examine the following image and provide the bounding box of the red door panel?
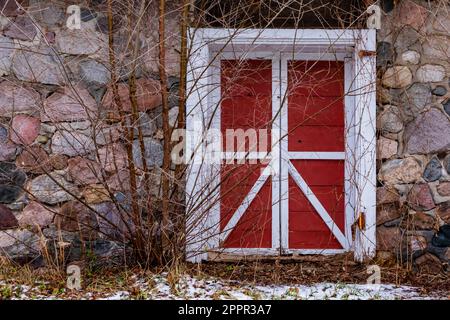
[287,60,346,250]
[220,59,273,248]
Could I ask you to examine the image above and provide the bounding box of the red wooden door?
[285,60,347,250]
[219,59,273,248]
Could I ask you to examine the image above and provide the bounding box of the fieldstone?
[93,124,121,146]
[4,15,37,41]
[437,182,450,197]
[9,114,40,145]
[377,42,394,67]
[377,186,400,205]
[403,83,432,115]
[48,154,68,170]
[381,66,412,89]
[378,157,422,185]
[0,36,14,76]
[51,130,95,157]
[42,86,97,122]
[378,136,397,159]
[107,170,131,192]
[16,145,51,174]
[83,185,110,204]
[414,253,442,274]
[445,100,450,117]
[97,143,128,173]
[93,201,133,241]
[423,36,450,61]
[409,235,427,253]
[30,2,64,26]
[432,11,450,33]
[432,86,447,96]
[437,202,450,223]
[55,201,98,240]
[12,46,64,85]
[0,229,40,262]
[80,8,98,22]
[56,29,106,55]
[79,59,111,88]
[377,204,402,226]
[407,184,435,211]
[0,204,18,230]
[379,105,403,133]
[423,157,442,182]
[399,50,420,65]
[396,0,428,30]
[67,157,102,185]
[18,201,55,229]
[1,0,27,16]
[376,226,402,252]
[409,211,435,230]
[0,82,40,117]
[404,109,450,154]
[28,173,79,204]
[102,78,162,112]
[132,137,163,168]
[416,64,446,83]
[0,162,26,204]
[131,112,157,137]
[393,27,420,54]
[0,125,17,161]
[169,107,179,128]
[444,155,450,174]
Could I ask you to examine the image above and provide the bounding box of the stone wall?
[0,0,449,271]
[0,0,180,266]
[376,0,450,271]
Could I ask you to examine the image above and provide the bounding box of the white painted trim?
[222,152,271,161]
[289,152,346,160]
[287,160,348,249]
[208,248,346,256]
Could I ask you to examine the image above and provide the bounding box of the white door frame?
[185,28,376,263]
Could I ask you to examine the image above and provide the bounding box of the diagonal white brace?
[287,160,348,249]
[219,164,272,244]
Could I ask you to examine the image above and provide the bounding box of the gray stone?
[56,29,106,55]
[444,100,450,117]
[51,130,95,157]
[30,2,64,26]
[132,112,157,137]
[0,229,40,262]
[94,202,134,241]
[4,15,37,41]
[378,105,403,133]
[0,125,18,161]
[445,155,450,175]
[416,64,446,83]
[404,109,450,154]
[403,84,432,116]
[377,41,394,67]
[12,46,64,85]
[423,157,442,182]
[399,50,420,65]
[432,86,447,96]
[79,59,111,88]
[0,36,14,76]
[28,172,80,204]
[393,27,420,54]
[80,8,98,22]
[132,137,163,168]
[0,82,40,117]
[0,162,26,204]
[378,157,422,185]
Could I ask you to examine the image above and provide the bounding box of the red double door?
[219,58,349,253]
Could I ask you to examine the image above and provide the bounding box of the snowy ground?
[0,273,445,300]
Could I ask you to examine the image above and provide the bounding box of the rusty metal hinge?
[358,50,377,58]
